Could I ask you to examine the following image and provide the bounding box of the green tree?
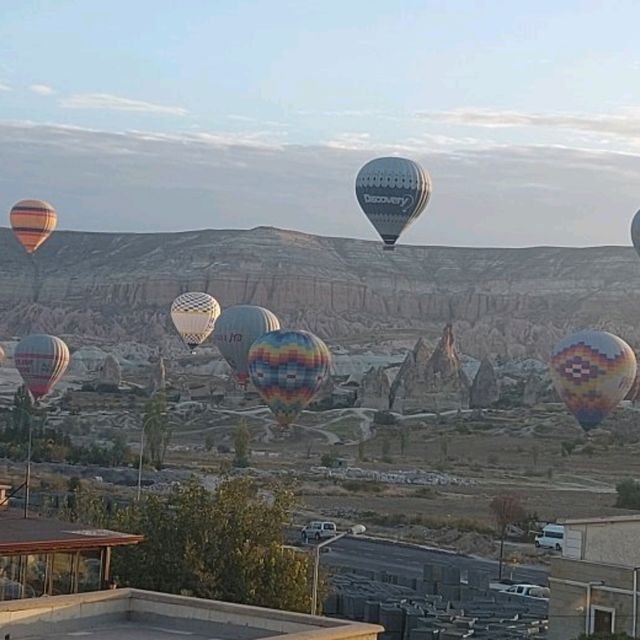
[400,429,410,457]
[440,434,449,462]
[615,478,640,509]
[233,420,251,467]
[381,438,392,463]
[143,392,171,470]
[357,439,365,461]
[204,433,215,452]
[66,478,315,612]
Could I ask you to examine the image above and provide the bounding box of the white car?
[502,583,550,600]
[301,521,337,541]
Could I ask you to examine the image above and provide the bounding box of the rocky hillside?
[0,225,638,358]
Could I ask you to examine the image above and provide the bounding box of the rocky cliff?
[0,225,639,359]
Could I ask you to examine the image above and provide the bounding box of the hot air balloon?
[550,330,636,431]
[14,334,70,400]
[170,292,221,351]
[213,305,280,385]
[10,199,57,254]
[355,157,431,250]
[248,330,331,427]
[631,210,640,258]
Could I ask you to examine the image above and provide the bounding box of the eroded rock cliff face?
[1,226,638,358]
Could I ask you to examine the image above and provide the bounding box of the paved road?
[309,536,550,586]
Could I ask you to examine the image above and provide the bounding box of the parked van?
[534,523,564,551]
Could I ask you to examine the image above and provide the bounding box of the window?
[590,606,615,635]
[77,550,102,593]
[51,553,75,596]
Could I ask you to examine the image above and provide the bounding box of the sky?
[2,0,640,246]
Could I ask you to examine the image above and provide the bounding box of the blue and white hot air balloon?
[355,157,432,250]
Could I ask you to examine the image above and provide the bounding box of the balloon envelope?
[550,330,636,431]
[213,305,280,384]
[170,292,220,350]
[10,199,57,254]
[14,334,70,399]
[355,157,431,250]
[248,330,331,427]
[631,209,640,257]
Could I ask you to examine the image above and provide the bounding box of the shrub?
[615,478,640,509]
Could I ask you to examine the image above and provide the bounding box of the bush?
[615,478,640,509]
[320,452,339,468]
[373,411,398,426]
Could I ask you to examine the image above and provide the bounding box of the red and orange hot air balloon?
[14,334,70,400]
[10,199,57,254]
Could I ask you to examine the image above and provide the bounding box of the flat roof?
[0,508,142,554]
[559,514,640,526]
[0,588,383,640]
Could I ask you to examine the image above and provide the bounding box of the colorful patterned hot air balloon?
[248,330,331,427]
[14,334,70,400]
[170,292,221,351]
[10,199,58,254]
[355,157,431,250]
[213,305,280,385]
[550,330,637,431]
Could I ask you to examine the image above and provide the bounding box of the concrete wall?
[0,588,384,640]
[567,521,640,566]
[549,558,640,640]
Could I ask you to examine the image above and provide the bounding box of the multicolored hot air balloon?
[10,199,58,254]
[213,305,280,385]
[355,157,431,250]
[170,292,220,351]
[550,330,637,431]
[248,330,331,427]
[14,334,70,400]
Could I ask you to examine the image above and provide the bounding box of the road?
[309,535,550,586]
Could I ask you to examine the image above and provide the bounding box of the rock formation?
[523,374,546,407]
[96,354,122,391]
[357,367,391,410]
[390,338,431,410]
[0,227,639,361]
[469,358,499,409]
[392,325,469,413]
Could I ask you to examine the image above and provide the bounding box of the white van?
[301,521,337,542]
[535,523,565,551]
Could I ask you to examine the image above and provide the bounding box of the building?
[0,504,142,601]
[0,587,384,640]
[549,514,640,639]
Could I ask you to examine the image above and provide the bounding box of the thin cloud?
[0,83,11,92]
[29,84,54,96]
[418,108,640,139]
[0,121,639,248]
[60,93,188,116]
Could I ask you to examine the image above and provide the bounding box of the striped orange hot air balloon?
[10,199,57,254]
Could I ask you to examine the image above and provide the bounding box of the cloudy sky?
[2,1,640,246]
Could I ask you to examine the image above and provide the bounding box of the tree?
[204,433,215,452]
[400,429,409,457]
[531,443,539,468]
[64,478,314,612]
[615,478,640,509]
[490,495,526,580]
[233,420,251,467]
[143,392,171,470]
[357,439,365,461]
[440,434,449,462]
[381,438,392,463]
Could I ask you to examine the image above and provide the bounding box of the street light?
[310,524,366,616]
